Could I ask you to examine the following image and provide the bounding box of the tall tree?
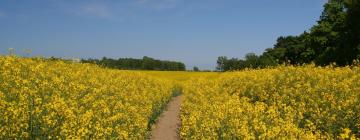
[193,66,200,72]
[216,56,228,71]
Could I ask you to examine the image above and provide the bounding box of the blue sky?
[0,0,326,70]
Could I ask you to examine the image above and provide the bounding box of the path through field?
[150,95,182,140]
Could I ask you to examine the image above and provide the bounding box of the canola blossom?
[0,56,174,139]
[180,65,360,139]
[1,56,360,139]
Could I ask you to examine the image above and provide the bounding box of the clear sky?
[0,0,326,70]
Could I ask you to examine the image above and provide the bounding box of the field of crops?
[1,56,360,139]
[0,56,175,139]
[181,65,360,139]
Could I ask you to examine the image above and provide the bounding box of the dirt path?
[150,95,182,140]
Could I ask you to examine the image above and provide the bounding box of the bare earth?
[150,95,182,140]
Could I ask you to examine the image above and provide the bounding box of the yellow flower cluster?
[0,56,174,139]
[2,55,360,139]
[181,65,360,139]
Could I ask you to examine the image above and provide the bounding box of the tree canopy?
[217,0,360,71]
[82,56,186,71]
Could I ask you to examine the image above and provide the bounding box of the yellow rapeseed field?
[1,55,360,139]
[180,65,360,139]
[0,56,175,139]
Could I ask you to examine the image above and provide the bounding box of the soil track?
[150,95,182,140]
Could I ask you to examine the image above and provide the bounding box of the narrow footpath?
[150,95,182,140]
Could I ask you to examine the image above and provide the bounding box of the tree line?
[81,56,186,71]
[217,0,360,71]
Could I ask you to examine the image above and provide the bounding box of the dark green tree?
[82,56,186,71]
[193,66,200,72]
[216,56,228,71]
[216,0,360,71]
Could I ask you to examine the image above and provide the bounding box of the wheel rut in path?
[150,95,182,140]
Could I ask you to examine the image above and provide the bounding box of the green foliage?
[82,56,186,71]
[216,53,277,71]
[303,0,360,66]
[193,66,200,72]
[270,33,315,65]
[217,0,360,71]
